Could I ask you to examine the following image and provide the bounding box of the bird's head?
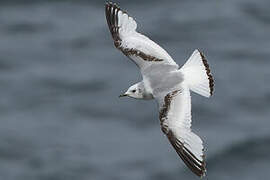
[119,83,144,99]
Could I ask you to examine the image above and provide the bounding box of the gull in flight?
[105,2,214,177]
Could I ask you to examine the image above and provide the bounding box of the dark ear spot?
[132,90,136,93]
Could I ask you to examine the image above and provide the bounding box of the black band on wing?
[159,90,206,177]
[159,90,180,125]
[120,47,163,62]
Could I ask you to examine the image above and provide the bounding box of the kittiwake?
[105,2,214,177]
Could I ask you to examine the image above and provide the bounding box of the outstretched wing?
[105,2,178,70]
[158,85,206,177]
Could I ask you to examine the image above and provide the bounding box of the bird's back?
[142,64,184,99]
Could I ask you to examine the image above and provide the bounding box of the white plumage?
[105,2,214,177]
[180,49,214,97]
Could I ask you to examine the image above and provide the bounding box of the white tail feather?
[180,49,214,97]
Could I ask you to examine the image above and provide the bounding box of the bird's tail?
[180,49,214,97]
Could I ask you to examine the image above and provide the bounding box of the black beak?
[119,94,127,97]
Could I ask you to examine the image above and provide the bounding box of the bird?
[105,2,214,177]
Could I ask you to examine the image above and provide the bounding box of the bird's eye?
[132,90,136,93]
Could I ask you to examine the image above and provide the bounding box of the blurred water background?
[0,0,269,179]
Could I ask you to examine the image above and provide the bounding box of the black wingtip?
[105,1,122,45]
[167,130,206,178]
[105,2,119,9]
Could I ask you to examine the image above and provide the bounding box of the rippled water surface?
[0,0,269,180]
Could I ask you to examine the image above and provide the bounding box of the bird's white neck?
[141,79,154,100]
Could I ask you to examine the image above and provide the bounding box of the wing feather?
[105,2,178,70]
[158,86,206,177]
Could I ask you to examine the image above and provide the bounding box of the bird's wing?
[157,85,206,177]
[105,2,178,71]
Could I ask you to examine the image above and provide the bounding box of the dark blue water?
[0,1,269,180]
